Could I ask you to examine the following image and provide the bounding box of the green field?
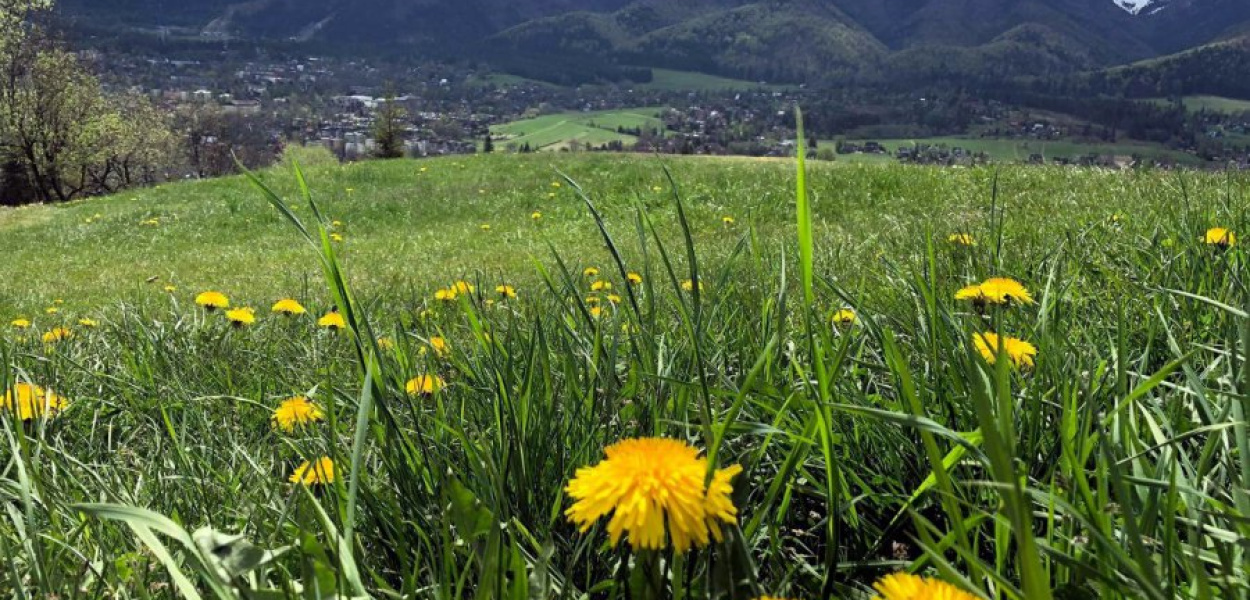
[1148,94,1250,114]
[833,136,1203,165]
[489,107,666,151]
[3,151,1249,598]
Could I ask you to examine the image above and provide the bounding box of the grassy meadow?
[2,149,1249,599]
[833,137,1203,166]
[489,109,665,151]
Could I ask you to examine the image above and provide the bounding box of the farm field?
[1148,94,1250,114]
[834,136,1203,164]
[489,108,666,151]
[2,151,1249,599]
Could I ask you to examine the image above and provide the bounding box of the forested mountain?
[55,0,1250,91]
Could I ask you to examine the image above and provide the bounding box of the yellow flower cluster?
[2,382,67,421]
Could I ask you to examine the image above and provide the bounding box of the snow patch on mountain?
[1114,0,1155,14]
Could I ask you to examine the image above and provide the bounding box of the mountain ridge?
[55,0,1250,89]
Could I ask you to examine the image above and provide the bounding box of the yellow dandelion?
[225,308,256,327]
[948,233,976,246]
[652,185,663,193]
[405,374,445,395]
[955,278,1033,306]
[627,272,643,286]
[547,192,556,199]
[78,318,98,328]
[331,220,343,227]
[376,336,395,350]
[196,291,230,310]
[272,396,324,432]
[585,296,601,305]
[318,312,346,330]
[42,327,72,343]
[583,267,600,278]
[428,336,449,357]
[973,332,1037,369]
[551,181,561,188]
[590,280,612,291]
[330,233,345,243]
[1204,227,1236,247]
[722,216,735,226]
[52,299,64,305]
[2,383,67,421]
[11,318,31,329]
[496,285,517,299]
[606,294,622,304]
[272,298,307,316]
[164,285,177,293]
[565,437,743,553]
[831,309,857,325]
[871,572,978,600]
[140,218,160,226]
[480,224,491,231]
[681,279,705,292]
[289,457,335,485]
[44,307,59,315]
[531,211,542,221]
[435,288,458,302]
[588,305,603,319]
[453,281,475,295]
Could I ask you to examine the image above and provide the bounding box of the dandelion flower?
[272,396,324,432]
[376,336,395,350]
[164,285,177,293]
[289,457,335,485]
[551,181,561,188]
[1204,227,1236,247]
[405,374,445,396]
[532,211,542,221]
[973,332,1037,369]
[627,272,643,286]
[225,308,256,327]
[547,192,556,199]
[832,309,857,325]
[330,233,345,243]
[583,267,600,278]
[681,279,705,292]
[453,281,475,294]
[480,224,491,231]
[428,336,448,357]
[332,220,343,227]
[588,305,604,319]
[43,328,72,343]
[948,233,976,246]
[196,291,230,311]
[2,383,67,421]
[78,318,98,328]
[565,437,743,553]
[585,296,601,305]
[591,280,612,291]
[52,299,64,306]
[722,216,735,226]
[44,307,59,315]
[11,319,30,329]
[435,288,458,302]
[496,285,517,299]
[606,294,622,304]
[871,572,978,600]
[272,298,307,316]
[955,278,1033,306]
[318,312,346,330]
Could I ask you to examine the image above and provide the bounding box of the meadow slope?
[2,153,1249,599]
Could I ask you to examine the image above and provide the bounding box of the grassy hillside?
[488,108,665,150]
[835,136,1204,164]
[3,152,1250,598]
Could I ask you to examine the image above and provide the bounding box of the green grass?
[1147,95,1250,114]
[489,108,666,151]
[3,151,1250,599]
[831,136,1204,165]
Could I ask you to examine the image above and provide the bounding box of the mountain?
[55,0,1250,89]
